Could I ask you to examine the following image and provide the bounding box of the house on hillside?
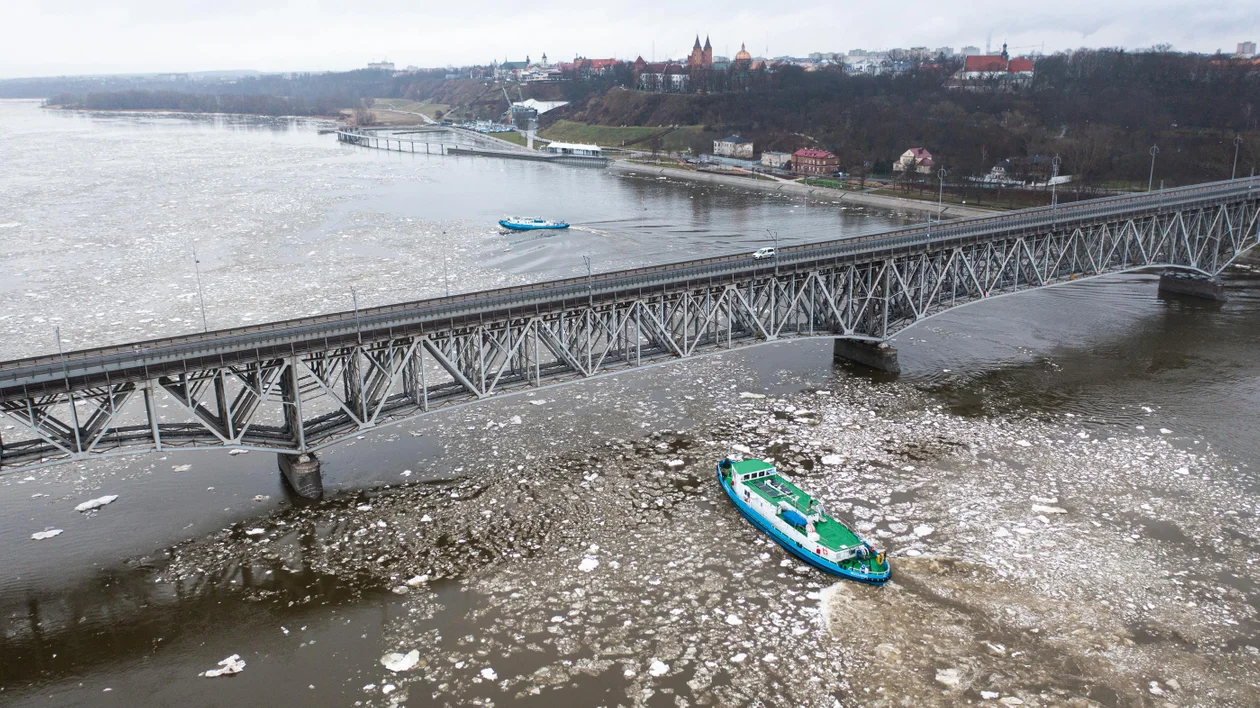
[495,59,530,80]
[761,151,791,169]
[893,148,934,174]
[792,149,838,176]
[635,61,690,92]
[985,155,1067,186]
[714,135,754,158]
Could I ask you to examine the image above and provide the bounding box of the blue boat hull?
[498,220,569,231]
[718,467,890,585]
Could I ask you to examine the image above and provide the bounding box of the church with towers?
[687,35,713,70]
[633,33,767,93]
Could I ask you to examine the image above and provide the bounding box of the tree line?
[560,48,1260,190]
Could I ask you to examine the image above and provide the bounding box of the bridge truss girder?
[1,196,1257,473]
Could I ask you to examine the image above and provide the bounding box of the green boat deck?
[731,461,862,552]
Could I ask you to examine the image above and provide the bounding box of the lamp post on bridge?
[582,255,593,306]
[192,246,208,333]
[1147,144,1160,192]
[351,287,361,344]
[1050,155,1061,214]
[1233,135,1243,180]
[936,167,946,225]
[441,230,450,298]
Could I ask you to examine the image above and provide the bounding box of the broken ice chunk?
[31,529,64,540]
[75,495,119,512]
[935,668,962,688]
[480,667,497,681]
[201,654,246,677]
[578,557,599,572]
[381,650,420,673]
[648,659,669,677]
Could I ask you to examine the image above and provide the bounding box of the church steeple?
[694,35,702,50]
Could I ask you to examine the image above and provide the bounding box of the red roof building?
[792,148,839,176]
[964,55,1009,72]
[949,46,1035,90]
[893,147,935,173]
[1007,57,1035,73]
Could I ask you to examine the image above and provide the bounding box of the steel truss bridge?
[1,178,1257,475]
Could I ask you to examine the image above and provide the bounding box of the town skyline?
[1,0,1257,79]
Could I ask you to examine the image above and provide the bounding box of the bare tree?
[649,133,664,159]
[352,97,378,126]
[1061,125,1109,190]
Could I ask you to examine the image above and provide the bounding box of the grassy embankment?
[489,130,528,147]
[540,120,708,153]
[370,98,450,125]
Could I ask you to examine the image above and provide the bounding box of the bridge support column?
[1158,271,1227,302]
[279,452,323,499]
[833,339,900,373]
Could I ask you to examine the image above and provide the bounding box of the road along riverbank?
[608,160,996,218]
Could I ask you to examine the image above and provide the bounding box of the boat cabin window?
[738,469,775,482]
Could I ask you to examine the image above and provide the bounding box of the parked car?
[752,247,776,260]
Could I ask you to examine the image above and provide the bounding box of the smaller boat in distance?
[498,217,570,231]
[718,457,890,584]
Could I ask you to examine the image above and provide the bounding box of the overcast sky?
[2,0,1257,78]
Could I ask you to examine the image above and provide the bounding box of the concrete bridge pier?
[1158,271,1228,302]
[833,338,900,373]
[279,453,323,499]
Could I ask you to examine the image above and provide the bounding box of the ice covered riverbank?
[155,371,1260,706]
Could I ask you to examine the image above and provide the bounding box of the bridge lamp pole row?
[1148,145,1160,192]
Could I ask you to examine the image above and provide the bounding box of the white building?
[714,135,754,158]
[367,60,395,71]
[543,142,602,157]
[1238,41,1257,57]
[761,151,791,169]
[893,147,935,174]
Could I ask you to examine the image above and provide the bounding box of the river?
[0,99,1257,707]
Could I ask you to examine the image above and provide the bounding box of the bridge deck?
[3,177,1256,402]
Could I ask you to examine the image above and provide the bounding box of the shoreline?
[606,160,996,218]
[41,104,345,123]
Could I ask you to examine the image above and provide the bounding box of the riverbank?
[607,160,996,218]
[43,104,343,125]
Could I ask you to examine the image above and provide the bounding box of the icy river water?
[1,99,1258,707]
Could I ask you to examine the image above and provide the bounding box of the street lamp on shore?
[1147,144,1160,192]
